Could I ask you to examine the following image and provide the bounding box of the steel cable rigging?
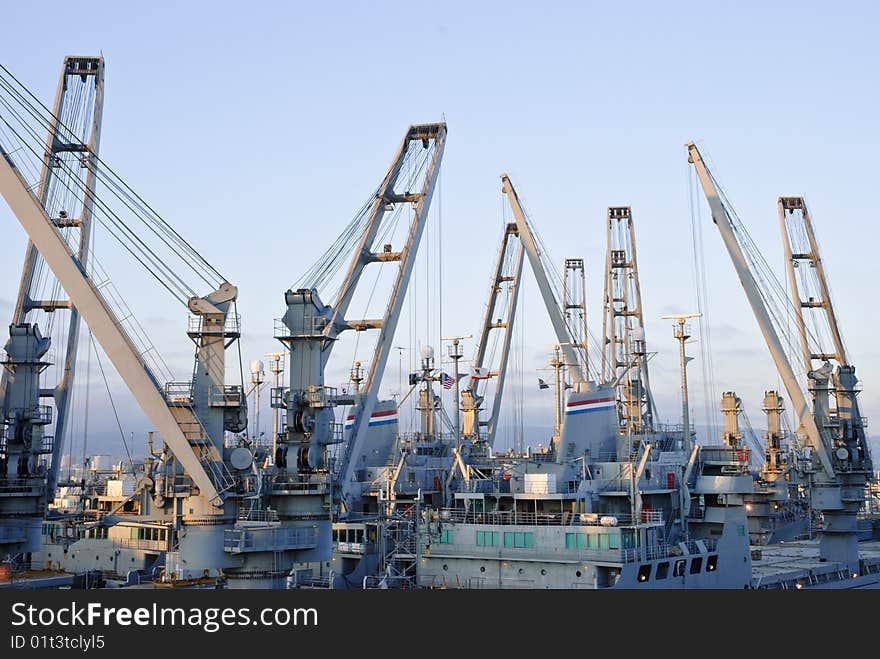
[0,64,226,307]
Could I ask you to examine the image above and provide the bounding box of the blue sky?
[1,1,878,458]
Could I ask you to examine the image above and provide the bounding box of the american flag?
[441,372,454,389]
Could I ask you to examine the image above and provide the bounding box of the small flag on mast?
[538,378,550,390]
[441,372,454,389]
[471,366,490,380]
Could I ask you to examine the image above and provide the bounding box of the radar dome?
[421,345,435,360]
[250,359,265,374]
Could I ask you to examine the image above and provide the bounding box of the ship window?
[656,562,669,580]
[598,534,610,550]
[130,528,138,540]
[477,531,498,547]
[690,557,703,574]
[706,555,718,572]
[637,564,651,583]
[438,530,454,544]
[673,559,686,577]
[608,533,620,550]
[565,533,587,549]
[503,532,534,548]
[621,530,636,549]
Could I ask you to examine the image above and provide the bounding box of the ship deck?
[751,540,880,589]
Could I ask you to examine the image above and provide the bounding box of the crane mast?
[601,206,655,435]
[687,142,871,571]
[563,258,589,385]
[460,222,525,450]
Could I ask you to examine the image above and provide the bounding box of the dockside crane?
[273,123,446,517]
[0,57,103,558]
[778,196,871,474]
[687,142,872,572]
[0,60,248,576]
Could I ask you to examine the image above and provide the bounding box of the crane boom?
[501,174,586,385]
[0,149,225,506]
[686,142,834,478]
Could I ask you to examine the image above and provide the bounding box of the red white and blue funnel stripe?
[344,408,398,430]
[564,396,615,416]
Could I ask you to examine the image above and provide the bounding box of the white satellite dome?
[421,345,435,360]
[250,359,265,374]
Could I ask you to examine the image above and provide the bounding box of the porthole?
[518,568,524,575]
[480,566,486,573]
[541,569,547,576]
[576,570,582,577]
[95,555,99,561]
[442,564,448,571]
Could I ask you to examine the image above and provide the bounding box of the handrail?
[437,508,663,527]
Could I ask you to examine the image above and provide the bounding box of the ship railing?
[0,478,44,495]
[679,538,718,554]
[700,446,749,464]
[6,405,56,425]
[237,507,280,523]
[336,541,376,555]
[437,508,663,527]
[267,473,331,494]
[208,384,244,407]
[273,316,328,340]
[303,385,337,408]
[163,381,193,404]
[27,435,54,455]
[595,452,627,462]
[187,313,240,336]
[223,525,317,554]
[110,538,168,551]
